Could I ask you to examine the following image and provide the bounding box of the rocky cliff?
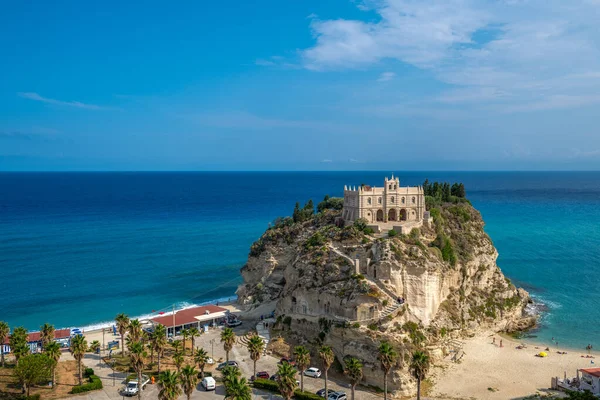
[236,197,534,398]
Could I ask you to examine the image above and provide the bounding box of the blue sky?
[2,0,600,171]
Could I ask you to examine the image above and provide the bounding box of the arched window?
[391,196,395,203]
[367,197,372,205]
[389,184,392,189]
[394,184,397,189]
[378,197,382,204]
[412,197,416,204]
[401,197,405,204]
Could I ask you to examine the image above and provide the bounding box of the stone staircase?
[237,332,252,347]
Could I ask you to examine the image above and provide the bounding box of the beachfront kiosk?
[150,305,229,337]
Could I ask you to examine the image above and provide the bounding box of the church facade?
[342,175,426,224]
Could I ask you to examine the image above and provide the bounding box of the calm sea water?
[1,172,599,349]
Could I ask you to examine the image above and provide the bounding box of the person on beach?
[500,339,503,348]
[493,337,496,345]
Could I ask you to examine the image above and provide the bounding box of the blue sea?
[1,172,599,350]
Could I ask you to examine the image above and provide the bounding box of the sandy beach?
[432,332,598,399]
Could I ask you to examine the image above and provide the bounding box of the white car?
[304,367,322,378]
[328,392,347,400]
[227,319,242,327]
[123,375,150,396]
[201,376,216,391]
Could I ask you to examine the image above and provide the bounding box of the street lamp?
[210,339,215,360]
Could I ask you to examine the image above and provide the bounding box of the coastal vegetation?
[247,335,265,380]
[318,345,334,398]
[13,354,53,396]
[179,365,198,400]
[115,313,130,355]
[410,350,431,400]
[343,357,363,400]
[157,370,181,400]
[221,328,236,362]
[0,322,9,367]
[69,335,87,386]
[377,342,397,400]
[293,346,310,392]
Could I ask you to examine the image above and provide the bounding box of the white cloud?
[377,72,396,82]
[321,159,333,163]
[300,0,600,112]
[255,59,276,66]
[18,92,106,110]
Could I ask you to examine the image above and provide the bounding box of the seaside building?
[150,305,229,336]
[342,175,430,232]
[578,368,600,395]
[2,328,72,354]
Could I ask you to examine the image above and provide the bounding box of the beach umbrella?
[539,351,548,357]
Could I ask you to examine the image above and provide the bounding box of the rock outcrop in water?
[237,197,534,398]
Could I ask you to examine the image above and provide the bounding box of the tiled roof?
[150,305,228,328]
[580,368,600,378]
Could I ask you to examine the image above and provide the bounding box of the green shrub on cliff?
[305,232,326,249]
[317,195,344,213]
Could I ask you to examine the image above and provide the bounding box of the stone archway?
[400,209,407,221]
[388,208,397,221]
[376,209,384,221]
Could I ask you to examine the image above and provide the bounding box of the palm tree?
[188,327,200,353]
[222,365,242,388]
[319,346,334,398]
[40,323,55,350]
[89,340,101,353]
[179,365,199,400]
[410,350,431,400]
[378,341,397,400]
[170,339,182,354]
[220,327,236,362]
[0,321,9,367]
[225,376,252,400]
[276,362,298,400]
[152,325,168,374]
[129,341,147,400]
[158,370,182,400]
[294,345,310,392]
[247,335,265,379]
[44,341,61,386]
[70,335,88,385]
[193,348,209,378]
[181,329,190,355]
[10,327,30,365]
[173,352,184,372]
[129,319,143,342]
[115,313,130,355]
[344,357,363,400]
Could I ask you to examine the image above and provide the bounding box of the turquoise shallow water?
[0,172,599,350]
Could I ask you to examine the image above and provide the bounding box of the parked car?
[269,374,278,381]
[250,371,270,381]
[316,388,336,398]
[327,392,347,400]
[227,319,242,327]
[201,376,216,391]
[216,360,239,370]
[304,367,321,378]
[123,375,150,396]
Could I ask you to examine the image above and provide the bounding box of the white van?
[201,376,216,391]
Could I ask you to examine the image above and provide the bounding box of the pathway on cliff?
[328,244,405,323]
